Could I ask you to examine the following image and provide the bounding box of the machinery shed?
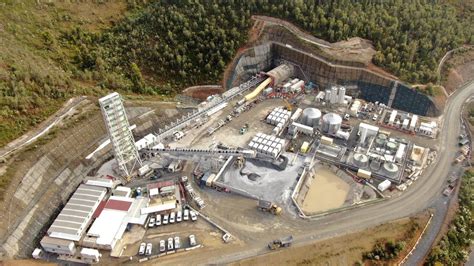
[46,184,107,241]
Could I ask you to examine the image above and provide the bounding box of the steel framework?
[99,92,142,176]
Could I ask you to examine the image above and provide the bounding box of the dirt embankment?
[442,48,474,94]
[233,212,431,266]
[182,85,224,100]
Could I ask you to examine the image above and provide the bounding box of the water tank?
[386,142,398,151]
[375,134,387,147]
[353,153,369,168]
[383,162,399,177]
[322,113,342,135]
[302,108,321,127]
[370,159,382,171]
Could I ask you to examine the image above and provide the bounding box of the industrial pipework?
[243,64,294,102]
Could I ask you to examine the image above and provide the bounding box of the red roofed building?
[104,199,132,212]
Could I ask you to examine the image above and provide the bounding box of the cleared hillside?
[0,0,472,148]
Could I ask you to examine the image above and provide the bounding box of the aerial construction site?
[1,14,471,266]
[22,46,454,263]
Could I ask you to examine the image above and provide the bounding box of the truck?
[268,236,293,250]
[240,123,249,134]
[443,185,455,196]
[258,200,282,215]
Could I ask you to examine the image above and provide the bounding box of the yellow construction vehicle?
[283,99,293,111]
[258,200,282,215]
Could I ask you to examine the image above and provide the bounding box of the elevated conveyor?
[143,147,257,159]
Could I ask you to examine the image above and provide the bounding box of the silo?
[338,86,346,104]
[330,86,338,104]
[322,113,342,135]
[302,108,322,127]
[353,153,369,168]
[383,162,399,177]
[325,89,331,102]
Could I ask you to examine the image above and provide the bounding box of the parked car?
[159,240,166,252]
[183,209,189,221]
[163,214,169,225]
[167,237,174,250]
[170,212,176,223]
[176,210,182,222]
[190,211,197,221]
[145,243,152,256]
[372,114,378,121]
[189,235,197,246]
[155,214,162,226]
[174,236,180,249]
[148,217,156,228]
[138,242,146,255]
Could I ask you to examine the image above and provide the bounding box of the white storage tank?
[383,162,399,177]
[302,108,322,127]
[322,113,342,135]
[353,153,369,168]
[325,89,331,101]
[338,86,346,104]
[330,86,338,104]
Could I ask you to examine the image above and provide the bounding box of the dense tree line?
[0,0,472,147]
[245,0,472,83]
[61,0,252,94]
[425,171,474,265]
[62,0,472,95]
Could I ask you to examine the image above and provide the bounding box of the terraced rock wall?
[228,42,441,117]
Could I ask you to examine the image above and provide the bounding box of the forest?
[0,0,472,147]
[64,0,473,93]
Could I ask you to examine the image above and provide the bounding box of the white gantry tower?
[99,92,142,177]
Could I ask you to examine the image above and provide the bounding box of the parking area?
[121,210,225,260]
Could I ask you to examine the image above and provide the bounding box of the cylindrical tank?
[370,159,382,171]
[375,134,387,147]
[383,162,399,177]
[302,108,322,127]
[338,86,346,104]
[331,87,338,104]
[322,113,342,135]
[353,153,369,168]
[325,89,331,101]
[386,142,397,151]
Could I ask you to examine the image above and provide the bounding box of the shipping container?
[377,180,391,191]
[357,169,372,179]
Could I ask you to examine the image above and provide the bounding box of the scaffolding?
[99,92,142,177]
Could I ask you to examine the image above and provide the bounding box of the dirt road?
[0,96,88,160]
